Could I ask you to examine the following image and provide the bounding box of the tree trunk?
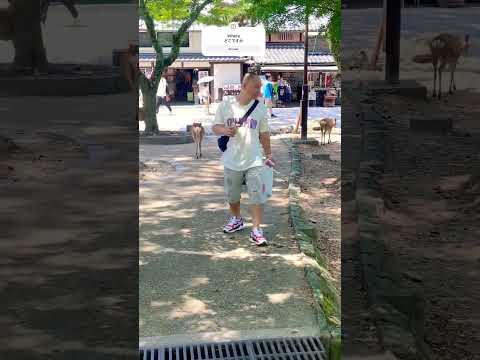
[10,0,48,73]
[141,84,158,135]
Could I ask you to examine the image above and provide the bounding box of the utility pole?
[385,0,401,83]
[300,13,309,140]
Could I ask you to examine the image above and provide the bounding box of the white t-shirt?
[157,77,168,97]
[214,97,269,171]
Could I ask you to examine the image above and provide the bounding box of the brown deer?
[314,118,336,146]
[412,33,470,99]
[190,123,205,159]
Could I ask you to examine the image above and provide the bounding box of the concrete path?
[139,137,318,340]
[140,105,341,134]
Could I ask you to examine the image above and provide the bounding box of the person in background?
[261,74,276,118]
[199,83,211,115]
[272,75,279,107]
[156,72,173,115]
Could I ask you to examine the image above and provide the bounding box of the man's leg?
[163,97,172,112]
[230,202,241,218]
[246,167,268,245]
[250,204,263,229]
[223,167,246,233]
[266,98,276,117]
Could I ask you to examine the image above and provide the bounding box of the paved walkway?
[140,105,341,134]
[139,137,318,341]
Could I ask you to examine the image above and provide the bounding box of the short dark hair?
[265,73,271,80]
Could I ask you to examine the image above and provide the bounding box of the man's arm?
[259,132,272,158]
[213,124,235,137]
[212,103,235,137]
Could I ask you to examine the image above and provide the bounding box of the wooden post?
[300,15,309,140]
[385,0,401,83]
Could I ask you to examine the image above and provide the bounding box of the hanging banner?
[201,23,266,57]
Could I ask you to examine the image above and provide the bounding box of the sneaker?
[271,114,278,118]
[223,217,245,233]
[250,228,268,246]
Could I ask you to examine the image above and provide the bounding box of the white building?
[139,19,338,104]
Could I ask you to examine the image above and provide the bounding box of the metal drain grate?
[139,336,326,360]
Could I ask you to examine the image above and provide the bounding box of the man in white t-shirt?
[156,73,172,114]
[212,73,275,246]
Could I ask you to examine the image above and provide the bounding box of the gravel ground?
[297,135,341,291]
[373,93,480,359]
[139,137,318,339]
[341,93,386,357]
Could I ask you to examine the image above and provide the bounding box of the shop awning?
[260,65,338,72]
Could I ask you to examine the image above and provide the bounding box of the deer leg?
[328,130,331,144]
[432,60,438,98]
[449,63,455,94]
[199,140,202,158]
[451,62,457,92]
[438,61,446,100]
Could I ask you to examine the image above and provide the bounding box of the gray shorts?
[224,166,268,205]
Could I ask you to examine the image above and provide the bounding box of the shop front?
[139,53,245,104]
[259,65,339,107]
[254,45,339,107]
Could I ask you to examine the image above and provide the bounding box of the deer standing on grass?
[412,33,470,99]
[313,118,336,146]
[190,123,205,159]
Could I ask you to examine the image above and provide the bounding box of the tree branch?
[164,0,214,67]
[140,0,163,78]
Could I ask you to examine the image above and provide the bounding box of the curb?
[284,139,341,360]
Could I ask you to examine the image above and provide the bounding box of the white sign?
[201,23,266,57]
[198,70,209,80]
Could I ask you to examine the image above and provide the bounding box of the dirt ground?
[373,93,480,359]
[296,129,341,291]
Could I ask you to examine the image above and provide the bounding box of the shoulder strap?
[240,99,259,122]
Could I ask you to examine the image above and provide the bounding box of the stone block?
[297,225,318,240]
[294,138,320,146]
[410,118,452,134]
[312,153,330,160]
[361,80,427,99]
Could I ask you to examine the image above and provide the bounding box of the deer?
[190,123,205,159]
[313,118,336,146]
[412,33,470,99]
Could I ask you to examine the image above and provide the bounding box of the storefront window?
[138,31,189,48]
[157,32,190,48]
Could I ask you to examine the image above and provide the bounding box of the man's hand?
[212,124,235,137]
[265,155,276,168]
[223,127,236,137]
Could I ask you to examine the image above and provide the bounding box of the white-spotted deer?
[412,33,470,99]
[190,123,205,159]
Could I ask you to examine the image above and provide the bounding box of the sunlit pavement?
[139,104,341,134]
[139,137,319,339]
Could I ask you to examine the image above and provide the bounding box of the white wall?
[0,4,137,64]
[213,63,242,101]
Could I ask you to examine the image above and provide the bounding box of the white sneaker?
[250,228,268,246]
[223,217,245,233]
